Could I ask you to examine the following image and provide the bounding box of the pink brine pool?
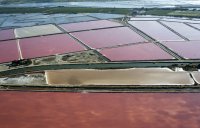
[128,21,184,41]
[60,20,123,32]
[161,41,200,59]
[71,27,147,49]
[0,29,15,41]
[19,34,86,59]
[100,43,174,61]
[161,21,200,40]
[0,40,19,63]
[0,92,199,128]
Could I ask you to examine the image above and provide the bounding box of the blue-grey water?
[1,0,200,8]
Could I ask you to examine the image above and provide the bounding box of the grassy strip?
[168,10,200,17]
[145,8,200,18]
[1,61,200,77]
[145,9,174,16]
[0,7,200,18]
[0,84,200,92]
[0,7,130,14]
[0,0,127,4]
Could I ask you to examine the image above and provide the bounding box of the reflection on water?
[1,0,200,8]
[0,92,200,128]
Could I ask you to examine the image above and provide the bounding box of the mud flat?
[45,68,194,86]
[32,50,106,65]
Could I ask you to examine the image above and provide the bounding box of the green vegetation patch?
[0,7,130,14]
[1,0,125,4]
[144,8,200,18]
[145,9,174,16]
[1,7,200,18]
[168,10,200,17]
